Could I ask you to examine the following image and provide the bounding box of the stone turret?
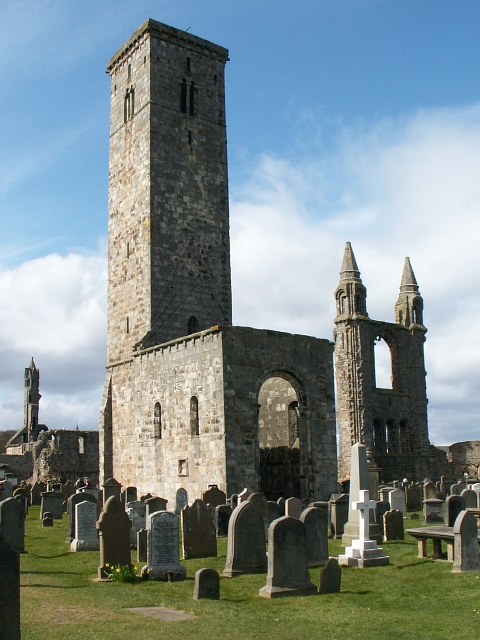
[395,257,424,327]
[24,359,41,442]
[334,242,368,319]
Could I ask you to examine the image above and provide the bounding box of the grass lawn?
[20,507,480,640]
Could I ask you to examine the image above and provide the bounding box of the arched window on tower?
[374,336,393,389]
[188,316,199,335]
[355,293,363,314]
[412,303,423,325]
[190,396,199,436]
[154,403,162,440]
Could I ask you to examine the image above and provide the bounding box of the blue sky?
[1,1,480,446]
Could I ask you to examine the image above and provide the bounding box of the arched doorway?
[257,376,302,500]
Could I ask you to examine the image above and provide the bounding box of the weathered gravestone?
[30,481,46,505]
[230,494,239,509]
[248,493,268,538]
[182,499,217,559]
[126,501,147,546]
[97,496,132,579]
[389,488,406,516]
[215,505,232,537]
[446,494,466,527]
[375,501,390,534]
[267,501,280,527]
[285,497,303,519]
[461,489,477,509]
[137,528,147,562]
[329,494,349,538]
[147,511,186,581]
[259,516,317,598]
[277,497,286,517]
[15,494,28,516]
[61,481,75,503]
[70,500,99,551]
[202,485,226,508]
[406,484,422,512]
[67,491,97,542]
[40,491,63,519]
[140,492,153,502]
[223,501,267,576]
[145,496,168,517]
[452,510,480,573]
[0,480,13,500]
[193,568,220,600]
[175,488,188,515]
[471,483,480,506]
[0,533,20,640]
[102,478,121,505]
[319,557,342,594]
[0,498,25,553]
[300,507,328,567]
[423,498,444,524]
[384,510,404,541]
[42,512,53,527]
[423,481,437,500]
[450,482,463,496]
[122,486,137,504]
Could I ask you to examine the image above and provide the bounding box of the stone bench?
[406,525,480,561]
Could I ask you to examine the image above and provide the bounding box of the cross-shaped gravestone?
[352,490,377,543]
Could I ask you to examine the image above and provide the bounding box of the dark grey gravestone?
[61,481,75,503]
[215,505,232,537]
[329,494,349,538]
[145,497,167,518]
[223,501,267,576]
[102,478,122,505]
[375,501,390,534]
[0,534,20,640]
[193,568,220,600]
[300,507,328,567]
[461,489,477,509]
[147,511,186,581]
[202,485,226,508]
[67,491,97,542]
[0,498,25,553]
[384,510,404,541]
[229,494,239,509]
[140,493,153,502]
[0,481,13,499]
[137,528,147,562]
[267,501,280,527]
[406,484,422,512]
[452,510,480,573]
[450,482,463,496]
[319,557,341,594]
[259,516,317,598]
[40,491,63,519]
[15,494,28,516]
[277,497,286,517]
[175,488,188,515]
[446,495,466,527]
[182,499,217,559]
[423,498,444,524]
[30,481,46,505]
[97,496,132,579]
[42,512,53,527]
[124,486,138,504]
[410,512,420,520]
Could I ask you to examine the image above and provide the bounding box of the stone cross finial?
[352,489,376,543]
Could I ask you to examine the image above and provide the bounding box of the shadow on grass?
[220,598,249,603]
[21,584,88,589]
[29,552,71,559]
[339,590,372,595]
[21,570,83,576]
[396,560,432,569]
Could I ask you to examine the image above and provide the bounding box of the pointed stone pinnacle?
[400,257,419,293]
[340,242,361,280]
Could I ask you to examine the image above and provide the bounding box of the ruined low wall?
[0,452,34,481]
[449,440,480,479]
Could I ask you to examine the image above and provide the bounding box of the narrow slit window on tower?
[127,63,131,80]
[180,79,187,113]
[186,56,191,72]
[189,81,195,115]
[154,402,162,440]
[126,317,129,334]
[190,396,199,436]
[124,87,135,122]
[188,130,193,146]
[126,242,130,258]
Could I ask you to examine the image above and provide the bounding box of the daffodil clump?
[104,563,138,583]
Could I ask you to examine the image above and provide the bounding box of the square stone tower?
[106,20,232,363]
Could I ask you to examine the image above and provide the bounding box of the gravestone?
[378,487,393,503]
[97,496,132,579]
[230,494,239,509]
[277,497,286,517]
[450,482,463,496]
[175,488,188,515]
[388,488,406,516]
[67,491,97,542]
[30,481,46,505]
[300,507,328,567]
[145,496,168,517]
[182,499,217,559]
[446,494,466,527]
[147,511,186,581]
[137,528,147,562]
[42,512,53,527]
[248,493,269,538]
[202,485,226,508]
[40,491,63,519]
[61,481,75,503]
[267,501,280,527]
[452,510,480,573]
[15,494,28,516]
[140,493,152,502]
[423,498,444,524]
[384,510,404,541]
[259,516,317,598]
[215,505,232,537]
[223,501,267,576]
[375,501,390,534]
[0,480,13,500]
[423,481,437,500]
[461,489,477,509]
[123,486,137,504]
[0,498,25,553]
[70,500,99,551]
[0,534,20,640]
[127,501,147,546]
[285,497,303,519]
[193,568,220,600]
[319,557,341,594]
[102,478,121,505]
[329,494,349,538]
[406,484,422,512]
[238,488,251,503]
[342,443,382,546]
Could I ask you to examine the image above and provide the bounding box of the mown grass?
[20,507,480,640]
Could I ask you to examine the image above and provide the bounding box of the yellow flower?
[134,566,138,571]
[105,563,110,568]
[116,568,121,573]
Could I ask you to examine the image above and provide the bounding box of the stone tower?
[106,19,232,364]
[24,358,41,443]
[334,243,431,483]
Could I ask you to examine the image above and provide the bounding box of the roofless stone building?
[99,19,444,503]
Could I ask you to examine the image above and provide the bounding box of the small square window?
[178,459,189,476]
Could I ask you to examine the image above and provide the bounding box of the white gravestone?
[126,501,147,547]
[147,511,186,581]
[339,490,390,568]
[388,488,406,517]
[70,501,99,552]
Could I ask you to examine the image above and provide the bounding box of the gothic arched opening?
[374,335,393,389]
[257,376,301,501]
